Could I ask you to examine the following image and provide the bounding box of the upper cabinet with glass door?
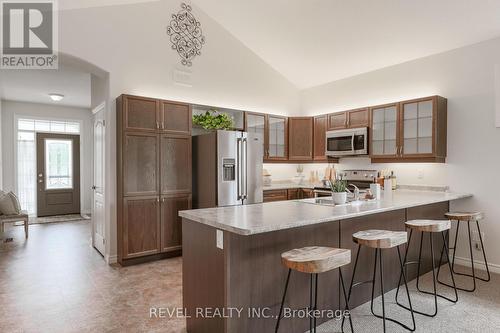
[245,113,287,161]
[245,112,266,158]
[370,96,447,163]
[370,103,400,159]
[267,115,287,161]
[399,96,447,162]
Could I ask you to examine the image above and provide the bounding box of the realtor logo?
[1,0,58,69]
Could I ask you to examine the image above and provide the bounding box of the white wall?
[0,100,2,189]
[1,100,93,214]
[57,0,300,261]
[300,37,500,268]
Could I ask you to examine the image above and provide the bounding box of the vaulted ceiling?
[193,0,500,89]
[59,0,500,89]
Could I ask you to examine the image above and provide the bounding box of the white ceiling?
[0,69,91,108]
[193,0,500,89]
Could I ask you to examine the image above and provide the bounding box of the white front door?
[92,105,106,255]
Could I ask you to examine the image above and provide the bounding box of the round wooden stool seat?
[281,246,351,274]
[353,229,407,249]
[405,219,451,233]
[445,212,483,221]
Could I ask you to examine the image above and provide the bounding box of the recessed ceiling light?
[49,93,64,102]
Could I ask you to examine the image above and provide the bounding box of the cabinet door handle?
[156,122,160,129]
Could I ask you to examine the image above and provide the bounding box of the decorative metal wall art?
[166,3,205,66]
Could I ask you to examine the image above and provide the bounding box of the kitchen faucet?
[347,184,360,201]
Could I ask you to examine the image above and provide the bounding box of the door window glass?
[45,139,73,189]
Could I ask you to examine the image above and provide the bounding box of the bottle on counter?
[391,171,397,190]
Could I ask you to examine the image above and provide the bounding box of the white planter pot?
[332,192,347,205]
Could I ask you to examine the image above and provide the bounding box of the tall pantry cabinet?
[116,94,192,265]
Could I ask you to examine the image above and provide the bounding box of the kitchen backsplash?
[263,157,449,186]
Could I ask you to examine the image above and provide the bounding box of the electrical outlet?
[471,230,485,251]
[216,229,223,249]
[417,169,424,180]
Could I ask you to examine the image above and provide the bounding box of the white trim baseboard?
[453,256,500,275]
[106,254,118,265]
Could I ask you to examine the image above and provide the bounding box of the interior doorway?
[36,133,81,217]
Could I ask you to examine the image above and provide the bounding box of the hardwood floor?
[0,221,185,333]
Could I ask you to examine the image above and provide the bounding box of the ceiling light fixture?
[49,93,64,102]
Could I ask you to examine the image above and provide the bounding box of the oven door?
[326,133,354,156]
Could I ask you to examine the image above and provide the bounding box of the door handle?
[242,138,248,200]
[236,137,242,200]
[92,185,96,190]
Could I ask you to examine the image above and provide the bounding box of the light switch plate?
[216,230,223,249]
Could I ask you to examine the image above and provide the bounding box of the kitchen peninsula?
[179,190,470,333]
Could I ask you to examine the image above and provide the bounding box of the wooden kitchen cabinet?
[267,115,288,161]
[327,112,347,130]
[160,101,191,135]
[399,96,447,162]
[370,96,447,163]
[161,194,191,253]
[122,95,160,132]
[327,108,369,130]
[313,115,328,161]
[117,94,192,265]
[301,188,315,198]
[348,108,370,128]
[263,189,288,202]
[287,189,301,200]
[245,112,288,162]
[123,132,159,197]
[122,196,161,259]
[370,102,400,159]
[160,135,192,195]
[288,117,314,161]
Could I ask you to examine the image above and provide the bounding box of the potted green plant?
[192,109,234,130]
[330,180,347,205]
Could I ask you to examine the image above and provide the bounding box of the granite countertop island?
[180,189,471,333]
[179,189,471,236]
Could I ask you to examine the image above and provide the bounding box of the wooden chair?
[0,211,29,238]
[345,230,415,333]
[437,211,490,292]
[396,220,458,318]
[276,246,353,333]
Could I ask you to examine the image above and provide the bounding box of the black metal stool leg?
[372,247,416,332]
[440,219,490,291]
[440,231,459,302]
[476,220,491,282]
[313,273,318,333]
[339,267,354,333]
[342,244,361,331]
[309,274,314,332]
[413,232,438,317]
[275,269,291,333]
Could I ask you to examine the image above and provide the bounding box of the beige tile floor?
[0,221,185,333]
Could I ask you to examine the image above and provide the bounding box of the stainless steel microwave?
[325,127,368,157]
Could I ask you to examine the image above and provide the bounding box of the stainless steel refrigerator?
[192,130,263,208]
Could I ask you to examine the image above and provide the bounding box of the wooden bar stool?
[437,212,490,292]
[343,230,415,333]
[395,220,458,317]
[275,246,354,333]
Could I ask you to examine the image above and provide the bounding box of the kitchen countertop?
[179,190,471,236]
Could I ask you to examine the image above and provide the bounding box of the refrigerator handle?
[236,137,242,200]
[242,138,248,200]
